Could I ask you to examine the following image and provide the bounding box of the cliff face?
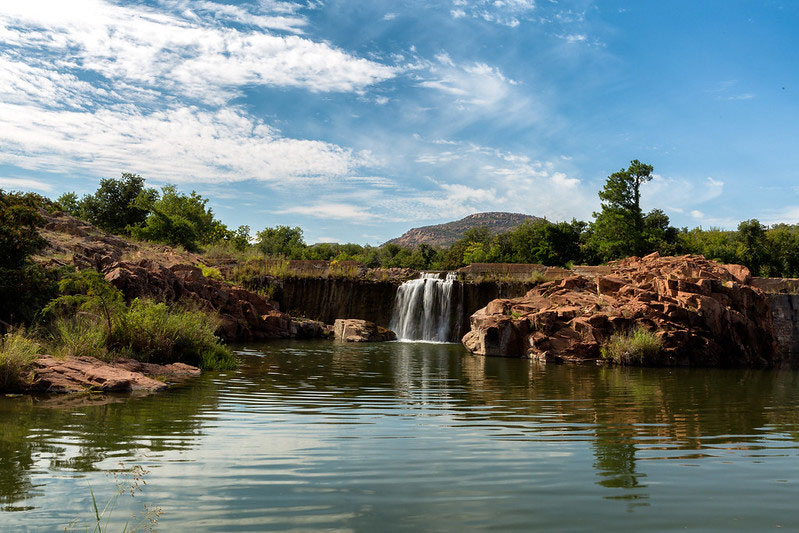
[273,277,533,342]
[384,212,541,248]
[462,253,784,367]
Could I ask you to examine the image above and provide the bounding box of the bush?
[197,263,222,280]
[0,329,39,391]
[601,327,663,365]
[0,264,61,325]
[110,299,235,370]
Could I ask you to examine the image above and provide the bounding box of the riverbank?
[6,210,799,400]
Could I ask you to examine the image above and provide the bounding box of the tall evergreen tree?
[590,160,654,260]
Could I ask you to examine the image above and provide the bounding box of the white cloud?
[450,0,536,27]
[563,33,587,43]
[278,202,377,221]
[383,12,397,21]
[0,177,54,192]
[0,0,398,189]
[641,175,725,214]
[0,102,362,184]
[1,0,396,105]
[418,56,516,108]
[192,1,308,32]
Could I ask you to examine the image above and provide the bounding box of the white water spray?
[390,272,459,342]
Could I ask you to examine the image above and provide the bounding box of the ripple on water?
[3,340,799,530]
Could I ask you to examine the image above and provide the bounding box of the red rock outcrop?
[104,260,305,341]
[462,253,781,367]
[28,356,200,393]
[37,211,306,341]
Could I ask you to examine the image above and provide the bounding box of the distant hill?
[384,212,542,248]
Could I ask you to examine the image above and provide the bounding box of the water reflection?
[3,341,799,530]
[0,375,220,512]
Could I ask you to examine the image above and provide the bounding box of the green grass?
[50,316,109,360]
[44,299,235,371]
[601,327,663,365]
[0,329,39,391]
[109,299,235,370]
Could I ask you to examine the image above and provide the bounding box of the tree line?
[3,161,799,327]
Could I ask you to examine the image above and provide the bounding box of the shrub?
[0,329,39,391]
[197,263,222,280]
[601,327,663,365]
[0,264,61,325]
[109,299,235,370]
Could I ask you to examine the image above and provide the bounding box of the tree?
[55,192,81,217]
[642,209,680,255]
[255,226,307,257]
[0,190,60,324]
[0,190,47,269]
[80,173,156,234]
[735,219,768,275]
[590,160,655,260]
[132,185,226,251]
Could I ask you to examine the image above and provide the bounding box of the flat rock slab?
[28,355,200,393]
[333,319,397,342]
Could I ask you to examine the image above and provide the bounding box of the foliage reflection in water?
[2,340,799,530]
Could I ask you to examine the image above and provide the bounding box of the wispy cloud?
[0,177,54,192]
[449,0,536,27]
[417,53,517,108]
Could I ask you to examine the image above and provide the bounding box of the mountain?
[384,212,542,248]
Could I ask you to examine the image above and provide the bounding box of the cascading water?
[390,272,459,342]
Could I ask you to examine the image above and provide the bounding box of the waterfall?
[390,272,458,342]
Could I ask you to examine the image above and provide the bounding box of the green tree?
[255,226,307,257]
[0,190,60,324]
[132,185,225,251]
[55,192,81,217]
[42,270,126,332]
[0,190,47,269]
[765,224,799,277]
[80,173,156,234]
[735,219,768,275]
[590,160,655,260]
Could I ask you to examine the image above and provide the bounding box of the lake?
[2,340,799,531]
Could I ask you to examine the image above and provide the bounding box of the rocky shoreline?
[462,253,783,367]
[10,212,799,400]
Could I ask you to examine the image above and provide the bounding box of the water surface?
[2,341,799,531]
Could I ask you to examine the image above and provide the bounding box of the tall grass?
[0,329,39,391]
[50,316,109,360]
[601,327,663,365]
[43,300,235,371]
[109,299,235,370]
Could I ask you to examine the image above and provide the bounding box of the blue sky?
[1,0,797,244]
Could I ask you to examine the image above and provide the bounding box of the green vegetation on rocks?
[601,328,663,366]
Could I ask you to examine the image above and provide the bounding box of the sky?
[1,0,798,244]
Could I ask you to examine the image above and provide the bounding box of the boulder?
[333,319,397,342]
